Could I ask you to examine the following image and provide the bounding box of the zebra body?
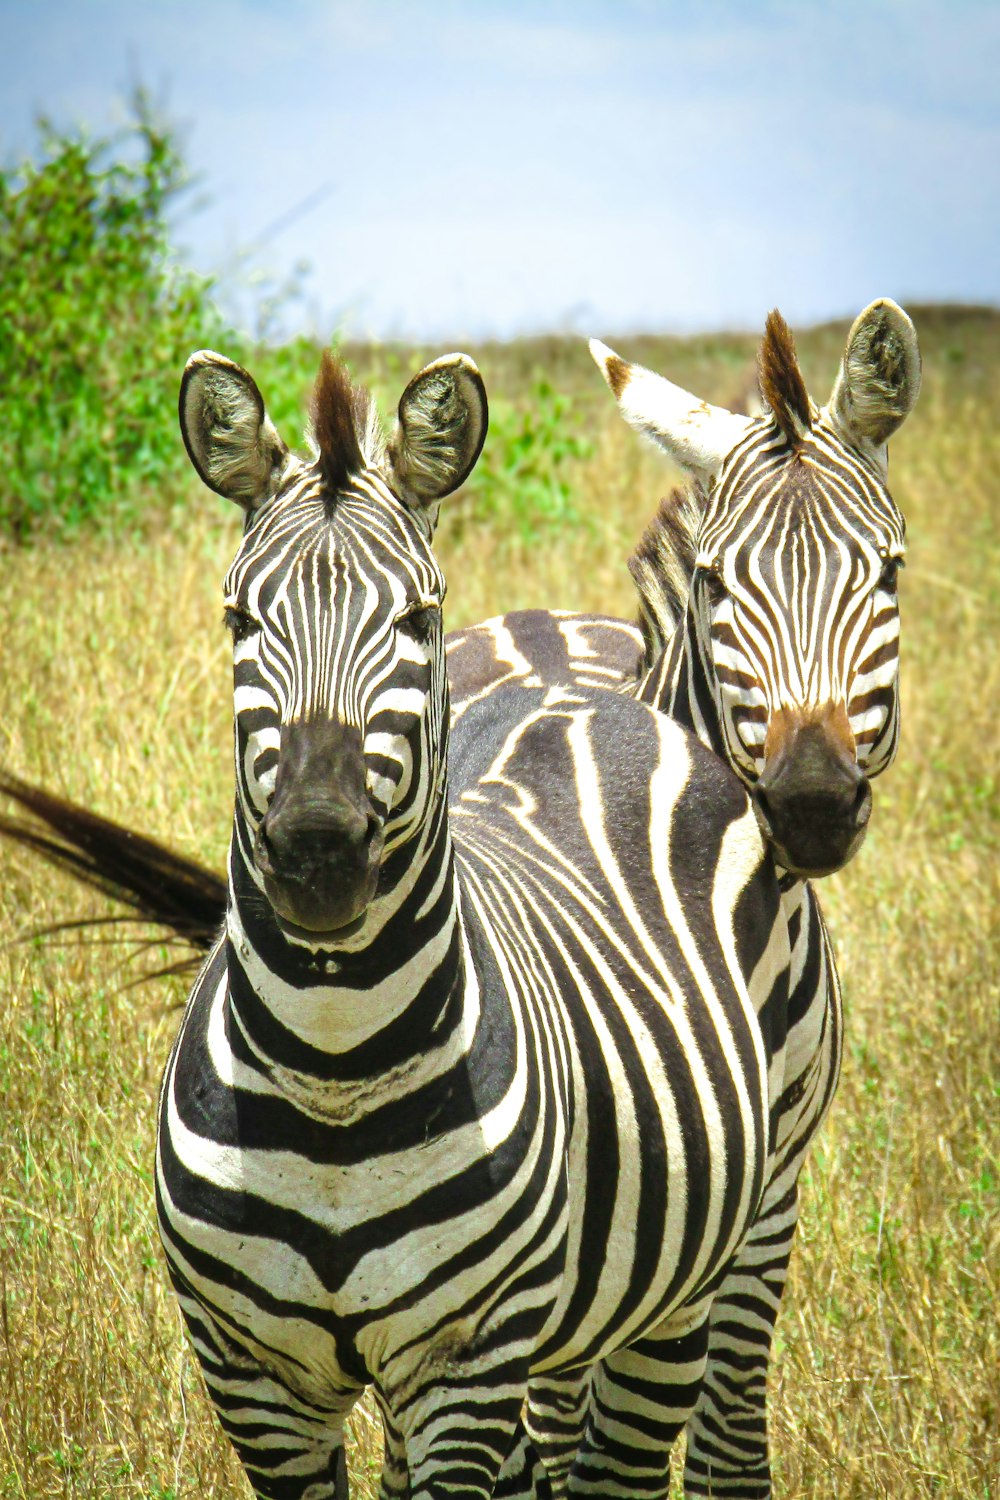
[439,605,843,1497]
[450,299,918,1493]
[157,347,801,1500]
[446,609,642,715]
[162,684,785,1496]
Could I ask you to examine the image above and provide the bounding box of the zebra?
[0,299,920,1497]
[449,298,921,1496]
[144,340,803,1500]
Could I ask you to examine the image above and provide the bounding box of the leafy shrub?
[458,379,594,544]
[0,97,229,540]
[0,102,596,546]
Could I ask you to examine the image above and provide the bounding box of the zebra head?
[592,300,921,877]
[179,349,487,940]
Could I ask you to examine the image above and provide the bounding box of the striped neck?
[636,610,729,765]
[223,780,468,1083]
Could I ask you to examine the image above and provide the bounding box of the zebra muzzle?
[254,718,384,935]
[752,709,872,878]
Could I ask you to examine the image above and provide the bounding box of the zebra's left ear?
[827,300,921,462]
[589,339,753,480]
[387,355,488,510]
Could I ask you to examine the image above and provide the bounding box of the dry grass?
[1,309,997,1497]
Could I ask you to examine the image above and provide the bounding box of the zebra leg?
[523,1369,592,1494]
[565,1305,712,1499]
[682,1182,800,1498]
[492,1421,553,1500]
[373,1390,409,1497]
[492,1369,591,1498]
[174,1290,354,1499]
[396,1378,529,1499]
[375,1388,543,1500]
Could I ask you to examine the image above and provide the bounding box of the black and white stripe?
[155,346,797,1500]
[480,300,919,1494]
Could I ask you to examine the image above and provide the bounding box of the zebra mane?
[627,482,704,667]
[757,309,812,448]
[311,352,385,494]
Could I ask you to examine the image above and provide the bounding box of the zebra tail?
[0,769,226,960]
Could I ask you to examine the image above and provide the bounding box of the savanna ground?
[1,308,997,1498]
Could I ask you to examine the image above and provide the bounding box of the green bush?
[459,379,594,543]
[0,97,229,540]
[0,102,597,545]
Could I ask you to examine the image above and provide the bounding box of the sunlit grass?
[1,309,997,1496]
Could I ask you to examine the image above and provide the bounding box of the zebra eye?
[877,556,904,593]
[400,605,439,644]
[224,605,260,644]
[699,562,728,608]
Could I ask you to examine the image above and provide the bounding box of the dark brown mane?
[758,309,811,447]
[627,483,703,668]
[312,351,368,494]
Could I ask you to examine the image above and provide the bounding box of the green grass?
[1,308,998,1496]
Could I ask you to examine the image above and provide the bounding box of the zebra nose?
[254,719,383,934]
[753,717,872,877]
[255,802,377,881]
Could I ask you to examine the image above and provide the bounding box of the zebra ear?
[827,300,921,459]
[589,339,753,479]
[388,354,488,509]
[179,351,289,508]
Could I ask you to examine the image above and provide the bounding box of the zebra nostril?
[752,784,773,826]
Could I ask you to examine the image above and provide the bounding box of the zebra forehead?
[227,522,444,630]
[703,428,904,559]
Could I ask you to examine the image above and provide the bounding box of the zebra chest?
[156,969,568,1388]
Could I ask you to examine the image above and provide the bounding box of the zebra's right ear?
[179,352,289,508]
[387,354,488,510]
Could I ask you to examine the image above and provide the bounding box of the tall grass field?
[0,306,996,1499]
[0,119,997,1500]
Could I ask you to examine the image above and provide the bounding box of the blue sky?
[2,0,997,340]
